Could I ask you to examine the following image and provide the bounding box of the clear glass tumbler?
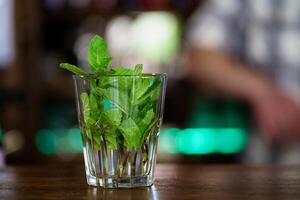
[73,74,167,188]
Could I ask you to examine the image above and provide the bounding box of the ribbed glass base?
[86,175,154,188]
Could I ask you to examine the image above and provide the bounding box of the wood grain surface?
[1,164,300,199]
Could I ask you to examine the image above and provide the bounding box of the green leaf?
[97,108,122,150]
[138,109,156,145]
[89,90,98,112]
[111,67,134,75]
[81,92,94,126]
[88,35,112,74]
[111,64,142,76]
[139,109,155,131]
[98,76,117,88]
[135,78,162,105]
[99,108,123,128]
[89,89,102,120]
[81,92,98,146]
[129,77,161,106]
[104,132,118,150]
[94,87,129,115]
[60,63,97,87]
[118,118,141,149]
[92,131,101,150]
[86,118,96,128]
[133,79,151,103]
[134,64,143,75]
[60,63,88,76]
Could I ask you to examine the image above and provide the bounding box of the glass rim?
[72,73,167,79]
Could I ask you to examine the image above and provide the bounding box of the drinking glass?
[73,74,167,188]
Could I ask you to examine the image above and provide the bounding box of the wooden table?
[1,164,300,199]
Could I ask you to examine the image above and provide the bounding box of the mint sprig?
[88,35,112,75]
[60,35,161,151]
[60,63,88,76]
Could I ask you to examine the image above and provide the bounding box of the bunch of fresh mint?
[60,35,161,151]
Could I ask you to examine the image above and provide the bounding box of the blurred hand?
[186,48,300,144]
[252,89,300,144]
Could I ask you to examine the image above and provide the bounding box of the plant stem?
[142,143,148,174]
[131,151,137,177]
[102,135,108,175]
[119,151,129,177]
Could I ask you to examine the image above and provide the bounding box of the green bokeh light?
[67,128,83,152]
[160,128,248,155]
[36,126,247,156]
[175,129,217,154]
[159,128,178,154]
[35,128,83,156]
[216,128,247,153]
[35,129,58,156]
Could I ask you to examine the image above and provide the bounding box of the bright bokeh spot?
[131,12,180,63]
[159,128,178,154]
[106,16,133,54]
[216,128,247,153]
[175,128,217,154]
[35,128,83,156]
[160,128,248,155]
[67,128,83,152]
[35,129,58,156]
[4,129,25,154]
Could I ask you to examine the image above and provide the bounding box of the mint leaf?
[81,92,97,142]
[88,35,112,74]
[138,109,155,145]
[111,67,134,75]
[98,77,117,88]
[89,89,102,120]
[92,131,101,150]
[135,78,162,105]
[139,109,155,132]
[60,63,88,76]
[60,63,97,87]
[94,87,130,115]
[110,64,142,76]
[132,79,151,104]
[104,133,118,150]
[89,90,98,113]
[81,92,93,126]
[99,108,123,128]
[98,109,122,150]
[118,118,141,149]
[130,77,161,106]
[134,64,143,75]
[129,64,143,105]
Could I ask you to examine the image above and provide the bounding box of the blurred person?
[186,0,300,163]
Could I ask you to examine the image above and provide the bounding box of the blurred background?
[0,0,300,165]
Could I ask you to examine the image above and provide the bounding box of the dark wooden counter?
[1,164,300,199]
